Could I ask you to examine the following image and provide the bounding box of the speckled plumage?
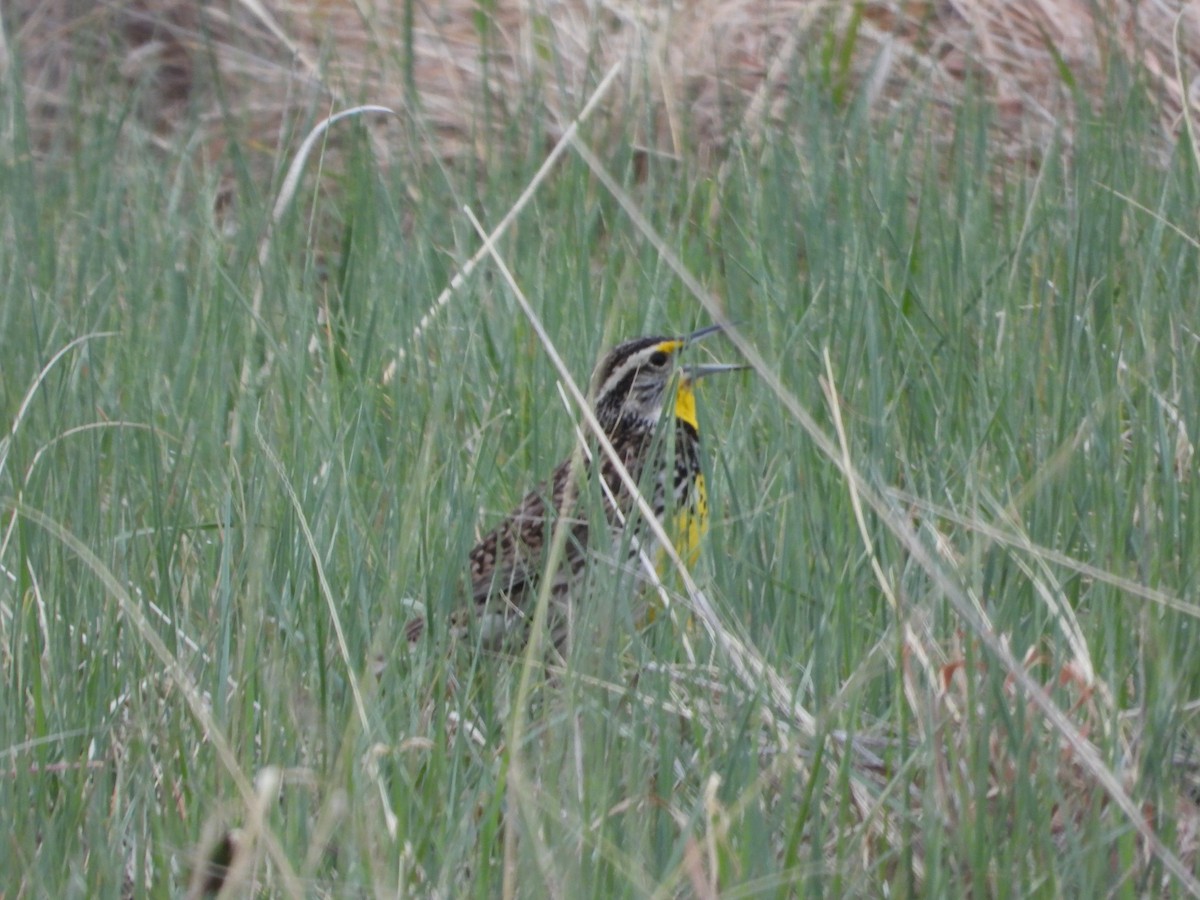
[406,329,740,648]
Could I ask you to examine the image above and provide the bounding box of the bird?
[405,324,744,649]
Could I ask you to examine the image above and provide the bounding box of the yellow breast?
[641,378,709,629]
[672,472,708,566]
[671,378,706,563]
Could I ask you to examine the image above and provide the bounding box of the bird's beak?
[680,324,748,381]
[683,323,728,345]
[683,361,749,382]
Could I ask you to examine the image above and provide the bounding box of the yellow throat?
[673,377,699,432]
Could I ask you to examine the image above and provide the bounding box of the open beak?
[680,324,748,382]
[683,323,728,345]
[683,361,749,381]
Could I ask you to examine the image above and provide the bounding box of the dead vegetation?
[3,1,1198,170]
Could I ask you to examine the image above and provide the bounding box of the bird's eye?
[648,350,670,367]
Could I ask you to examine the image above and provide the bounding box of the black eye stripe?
[648,350,669,366]
[607,370,637,403]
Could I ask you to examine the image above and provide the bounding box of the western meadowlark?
[406,324,743,648]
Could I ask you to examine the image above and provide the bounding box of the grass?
[4,36,1200,898]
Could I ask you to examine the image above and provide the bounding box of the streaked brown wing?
[468,456,584,607]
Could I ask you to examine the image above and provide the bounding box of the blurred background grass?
[3,3,1200,896]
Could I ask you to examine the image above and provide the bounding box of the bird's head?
[591,324,745,432]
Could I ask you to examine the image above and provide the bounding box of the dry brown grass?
[920,637,1200,892]
[4,0,1198,170]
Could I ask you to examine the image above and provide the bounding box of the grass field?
[4,38,1200,898]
